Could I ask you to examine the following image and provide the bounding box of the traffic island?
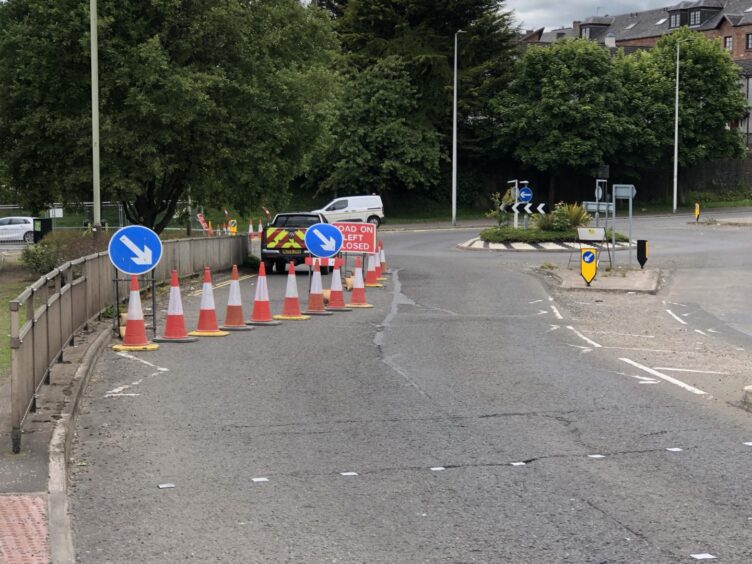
[541,266,661,294]
[743,385,752,412]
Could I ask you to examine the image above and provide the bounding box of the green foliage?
[21,230,109,274]
[485,192,511,226]
[0,0,340,230]
[534,212,556,231]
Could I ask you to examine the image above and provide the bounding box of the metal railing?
[8,235,246,453]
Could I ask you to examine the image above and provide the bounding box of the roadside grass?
[0,255,35,379]
[480,226,629,243]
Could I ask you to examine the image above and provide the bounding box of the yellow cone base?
[346,303,374,309]
[220,325,254,331]
[273,314,311,320]
[112,343,160,351]
[154,336,198,343]
[189,330,230,337]
[303,310,334,316]
[365,283,383,288]
[377,277,387,282]
[247,320,282,326]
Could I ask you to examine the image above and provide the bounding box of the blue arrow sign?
[518,186,533,203]
[583,251,595,264]
[108,225,163,275]
[304,223,343,258]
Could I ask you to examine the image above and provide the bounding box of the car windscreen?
[275,215,322,227]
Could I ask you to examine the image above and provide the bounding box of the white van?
[313,195,384,226]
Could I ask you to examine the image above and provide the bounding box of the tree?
[492,39,629,202]
[0,0,339,232]
[312,0,518,203]
[318,56,441,196]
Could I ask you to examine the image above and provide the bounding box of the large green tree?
[492,39,629,202]
[313,0,517,202]
[0,0,339,232]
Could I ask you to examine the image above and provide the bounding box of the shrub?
[533,212,556,231]
[549,202,590,231]
[21,230,110,275]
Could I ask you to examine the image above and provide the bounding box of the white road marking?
[694,329,707,336]
[251,477,269,483]
[567,344,593,354]
[340,472,358,476]
[430,467,445,471]
[602,346,673,353]
[583,330,655,339]
[666,448,684,452]
[566,326,602,348]
[653,367,729,375]
[668,301,687,307]
[529,299,543,304]
[510,462,526,466]
[548,324,560,332]
[619,358,707,395]
[666,310,688,325]
[690,554,716,561]
[537,309,548,315]
[158,483,176,489]
[104,393,141,398]
[743,442,752,447]
[588,454,605,459]
[707,328,719,334]
[116,351,169,372]
[550,305,563,320]
[638,381,660,385]
[547,296,554,301]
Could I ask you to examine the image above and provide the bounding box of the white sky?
[505,0,671,31]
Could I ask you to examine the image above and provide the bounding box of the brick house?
[522,1,752,144]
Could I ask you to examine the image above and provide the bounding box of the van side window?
[328,200,347,211]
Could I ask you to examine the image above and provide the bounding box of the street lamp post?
[673,39,689,214]
[452,30,466,226]
[90,0,101,232]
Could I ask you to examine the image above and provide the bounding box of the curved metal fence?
[8,235,246,453]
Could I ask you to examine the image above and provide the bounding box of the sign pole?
[612,186,617,267]
[628,193,633,268]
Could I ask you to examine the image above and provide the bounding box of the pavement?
[0,213,748,561]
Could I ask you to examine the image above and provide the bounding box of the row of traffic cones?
[113,247,389,351]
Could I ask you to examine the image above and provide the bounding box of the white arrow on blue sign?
[518,187,533,203]
[583,251,596,263]
[108,225,163,275]
[304,223,343,258]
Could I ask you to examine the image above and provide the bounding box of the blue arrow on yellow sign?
[581,248,597,286]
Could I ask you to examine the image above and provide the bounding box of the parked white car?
[0,216,34,242]
[313,195,384,226]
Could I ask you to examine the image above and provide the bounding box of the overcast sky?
[505,0,671,31]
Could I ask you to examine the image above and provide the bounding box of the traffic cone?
[303,261,333,316]
[221,265,252,331]
[365,254,383,288]
[380,242,390,275]
[375,244,386,281]
[248,219,254,240]
[346,257,373,308]
[257,219,263,239]
[113,276,159,351]
[189,267,229,336]
[273,262,310,320]
[247,262,281,326]
[155,270,197,343]
[326,260,351,312]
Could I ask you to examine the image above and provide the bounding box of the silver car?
[0,216,34,242]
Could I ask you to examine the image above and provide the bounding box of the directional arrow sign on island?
[304,223,343,259]
[108,225,163,275]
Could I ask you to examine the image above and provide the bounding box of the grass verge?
[0,256,35,379]
[480,227,629,244]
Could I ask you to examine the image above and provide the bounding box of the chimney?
[573,20,581,37]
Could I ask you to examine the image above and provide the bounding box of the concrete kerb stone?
[743,386,752,412]
[48,326,111,564]
[457,237,634,253]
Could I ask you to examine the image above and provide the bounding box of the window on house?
[581,27,590,39]
[747,33,752,49]
[689,11,701,26]
[725,36,733,51]
[669,14,680,28]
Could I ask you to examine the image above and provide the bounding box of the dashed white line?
[690,554,716,561]
[694,329,707,337]
[340,472,358,477]
[116,351,169,372]
[529,299,543,304]
[550,305,563,320]
[566,326,602,348]
[666,310,688,325]
[510,462,526,466]
[430,467,445,472]
[588,454,605,459]
[619,358,707,395]
[653,367,729,375]
[666,448,684,452]
[251,477,269,483]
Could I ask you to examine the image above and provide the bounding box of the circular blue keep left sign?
[108,225,163,275]
[583,251,595,263]
[304,223,343,258]
[519,186,533,203]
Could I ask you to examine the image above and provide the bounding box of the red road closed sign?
[333,222,377,254]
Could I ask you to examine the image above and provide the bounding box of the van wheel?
[275,260,287,274]
[367,216,381,227]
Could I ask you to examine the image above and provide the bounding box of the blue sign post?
[304,223,343,259]
[518,186,533,203]
[108,225,163,275]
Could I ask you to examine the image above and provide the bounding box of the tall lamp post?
[673,38,689,214]
[90,0,102,234]
[451,29,466,226]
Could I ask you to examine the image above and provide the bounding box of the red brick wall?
[617,36,659,48]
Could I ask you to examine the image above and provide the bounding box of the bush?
[548,202,591,231]
[21,230,110,275]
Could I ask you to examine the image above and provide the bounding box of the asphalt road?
[71,213,752,563]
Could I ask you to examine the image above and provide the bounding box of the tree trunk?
[121,171,188,234]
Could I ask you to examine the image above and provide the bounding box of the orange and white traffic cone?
[303,260,333,316]
[221,265,252,331]
[374,245,386,281]
[365,254,383,288]
[380,241,390,275]
[257,219,263,239]
[247,262,281,326]
[346,256,373,308]
[326,260,351,312]
[155,270,197,343]
[273,262,310,320]
[113,276,159,351]
[189,267,229,337]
